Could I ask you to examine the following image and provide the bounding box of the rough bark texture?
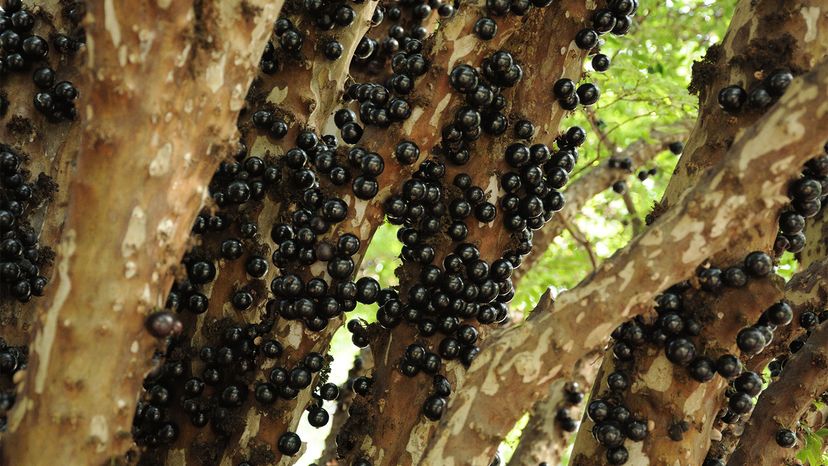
[513,127,688,283]
[336,2,597,464]
[2,2,282,465]
[728,320,828,465]
[506,354,600,466]
[0,1,81,347]
[418,57,828,466]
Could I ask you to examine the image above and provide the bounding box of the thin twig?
[621,189,644,235]
[586,108,644,234]
[559,214,599,271]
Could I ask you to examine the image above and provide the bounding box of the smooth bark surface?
[3,2,282,464]
[419,58,828,466]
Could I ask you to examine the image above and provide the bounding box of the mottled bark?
[707,257,828,463]
[506,354,600,466]
[570,277,784,465]
[338,2,597,464]
[569,0,828,462]
[419,57,828,466]
[513,128,687,283]
[662,0,828,208]
[2,2,282,464]
[729,321,828,465]
[153,3,380,465]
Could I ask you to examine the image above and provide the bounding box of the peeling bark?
[567,0,828,462]
[2,2,282,464]
[419,58,828,466]
[336,2,598,464]
[728,320,828,465]
[507,353,600,466]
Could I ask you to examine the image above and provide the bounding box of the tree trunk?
[728,320,828,465]
[418,58,828,465]
[3,2,281,464]
[334,2,599,464]
[145,4,381,465]
[568,0,828,462]
[570,277,783,464]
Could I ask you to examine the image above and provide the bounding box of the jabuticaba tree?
[135,0,624,464]
[333,1,632,464]
[567,0,828,464]
[419,56,828,465]
[6,2,828,466]
[0,0,283,465]
[505,359,596,466]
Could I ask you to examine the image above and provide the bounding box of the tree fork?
[419,57,828,466]
[568,0,828,461]
[336,1,600,464]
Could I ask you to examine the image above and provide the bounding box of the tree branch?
[419,57,828,466]
[317,348,374,466]
[560,215,598,271]
[728,320,828,465]
[506,353,601,466]
[620,189,644,236]
[2,2,282,464]
[513,128,686,283]
[567,0,828,462]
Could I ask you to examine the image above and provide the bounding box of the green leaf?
[797,430,826,465]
